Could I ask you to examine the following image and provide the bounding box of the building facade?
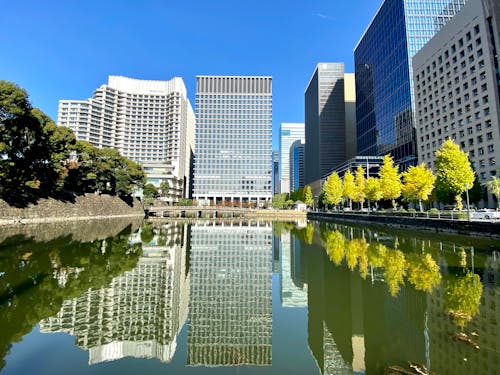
[273,150,280,195]
[193,76,273,207]
[279,123,305,193]
[58,76,195,201]
[354,0,467,170]
[290,139,305,191]
[413,0,500,207]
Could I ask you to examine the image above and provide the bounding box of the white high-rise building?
[58,76,195,200]
[279,123,305,194]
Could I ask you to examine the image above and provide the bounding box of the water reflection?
[188,221,272,366]
[39,222,189,364]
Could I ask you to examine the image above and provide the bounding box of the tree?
[365,177,382,208]
[159,181,170,198]
[484,176,500,209]
[342,170,356,209]
[353,165,366,209]
[379,154,402,209]
[303,185,313,207]
[435,139,475,210]
[323,172,343,208]
[272,193,287,209]
[143,183,158,199]
[401,163,436,212]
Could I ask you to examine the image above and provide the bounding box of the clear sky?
[1,0,380,150]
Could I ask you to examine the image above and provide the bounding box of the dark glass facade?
[355,0,466,169]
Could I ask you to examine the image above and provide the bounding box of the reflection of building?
[58,76,195,201]
[280,233,307,308]
[188,222,272,366]
[40,223,189,364]
[280,122,305,193]
[355,0,466,169]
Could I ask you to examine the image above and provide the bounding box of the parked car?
[470,209,500,220]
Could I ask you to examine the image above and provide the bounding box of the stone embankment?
[0,194,145,226]
[308,211,500,239]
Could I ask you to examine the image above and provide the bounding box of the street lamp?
[465,182,470,221]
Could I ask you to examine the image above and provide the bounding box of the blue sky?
[1,0,380,150]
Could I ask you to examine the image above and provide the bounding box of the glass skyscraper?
[193,76,273,207]
[279,122,305,193]
[354,0,466,169]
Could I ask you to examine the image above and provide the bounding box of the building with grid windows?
[414,0,500,207]
[305,64,356,184]
[193,76,273,207]
[273,150,280,194]
[279,123,305,194]
[354,0,467,170]
[58,76,195,201]
[187,222,272,366]
[290,139,305,191]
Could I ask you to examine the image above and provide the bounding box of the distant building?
[290,139,305,191]
[280,123,305,193]
[413,0,500,207]
[273,150,280,194]
[58,76,195,201]
[193,76,273,207]
[305,63,356,184]
[354,0,467,170]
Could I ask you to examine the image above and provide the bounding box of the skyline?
[1,0,380,150]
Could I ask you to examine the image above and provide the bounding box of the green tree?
[435,139,475,210]
[304,185,313,207]
[484,176,500,208]
[365,177,383,208]
[272,193,287,209]
[401,163,436,212]
[323,172,343,208]
[159,181,170,198]
[342,170,356,210]
[143,183,158,199]
[353,165,366,209]
[379,154,402,209]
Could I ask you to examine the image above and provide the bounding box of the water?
[0,219,499,375]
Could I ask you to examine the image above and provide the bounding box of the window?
[488,144,494,153]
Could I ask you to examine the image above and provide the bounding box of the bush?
[429,208,439,214]
[408,208,416,213]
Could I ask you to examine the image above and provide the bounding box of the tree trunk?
[419,199,423,212]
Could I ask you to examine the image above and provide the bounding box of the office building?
[305,63,356,184]
[58,76,195,201]
[290,139,305,191]
[354,0,467,170]
[279,123,305,193]
[193,76,273,207]
[187,222,272,366]
[414,0,500,207]
[273,150,280,194]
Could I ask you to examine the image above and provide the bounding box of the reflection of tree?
[325,231,345,265]
[140,222,155,244]
[0,226,141,370]
[384,250,406,296]
[406,254,441,292]
[291,223,315,245]
[445,271,483,329]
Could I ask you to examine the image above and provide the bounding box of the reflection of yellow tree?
[345,240,359,271]
[304,224,314,245]
[367,243,387,268]
[325,231,345,265]
[445,272,483,329]
[384,250,406,296]
[406,253,441,292]
[356,239,369,279]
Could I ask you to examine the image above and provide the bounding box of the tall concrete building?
[279,122,305,193]
[305,64,356,184]
[355,0,467,170]
[193,76,273,207]
[58,76,195,201]
[187,222,272,366]
[290,139,305,191]
[40,223,190,364]
[413,0,500,207]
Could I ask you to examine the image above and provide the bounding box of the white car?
[470,209,500,220]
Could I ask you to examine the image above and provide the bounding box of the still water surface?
[0,219,499,374]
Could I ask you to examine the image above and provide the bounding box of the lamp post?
[465,182,470,221]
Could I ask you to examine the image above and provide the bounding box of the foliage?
[445,271,483,328]
[379,154,402,209]
[465,173,483,204]
[352,165,366,207]
[484,176,500,208]
[159,181,170,197]
[176,198,194,206]
[342,170,356,209]
[384,249,406,296]
[401,163,436,212]
[272,193,287,209]
[140,222,155,244]
[290,187,304,202]
[435,139,475,210]
[406,253,441,292]
[303,185,313,206]
[317,191,327,209]
[365,177,382,205]
[143,183,159,199]
[325,230,345,265]
[323,172,343,207]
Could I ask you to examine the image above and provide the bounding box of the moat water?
[0,219,499,374]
